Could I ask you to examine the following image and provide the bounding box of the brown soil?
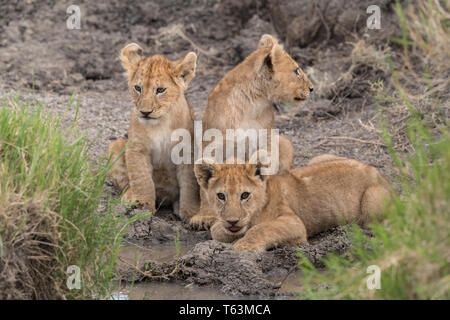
[0,0,403,298]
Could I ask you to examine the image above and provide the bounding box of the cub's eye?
[217,193,226,201]
[134,85,142,94]
[241,192,250,200]
[156,87,166,94]
[294,69,301,77]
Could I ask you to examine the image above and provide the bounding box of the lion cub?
[192,34,314,228]
[202,34,314,171]
[194,154,390,252]
[108,43,199,220]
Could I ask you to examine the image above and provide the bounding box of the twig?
[176,29,227,64]
[276,265,297,291]
[326,136,386,147]
[358,119,382,134]
[314,2,331,51]
[151,24,227,64]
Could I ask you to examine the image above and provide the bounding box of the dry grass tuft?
[0,193,62,299]
[328,39,390,101]
[381,0,450,151]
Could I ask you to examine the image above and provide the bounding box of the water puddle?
[114,241,243,300]
[266,270,303,294]
[112,281,240,300]
[111,272,303,300]
[114,241,303,300]
[118,241,190,267]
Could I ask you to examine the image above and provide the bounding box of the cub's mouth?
[138,116,160,124]
[136,108,163,120]
[140,115,159,120]
[138,111,161,120]
[227,226,242,233]
[294,97,306,101]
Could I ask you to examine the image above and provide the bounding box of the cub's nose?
[141,111,152,117]
[309,87,314,93]
[226,219,239,226]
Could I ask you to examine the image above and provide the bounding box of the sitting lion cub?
[108,43,199,220]
[202,34,314,171]
[194,154,390,252]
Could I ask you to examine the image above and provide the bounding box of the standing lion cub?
[107,43,199,220]
[194,154,391,252]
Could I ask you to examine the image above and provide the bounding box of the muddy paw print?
[189,215,217,230]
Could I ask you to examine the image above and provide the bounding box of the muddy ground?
[0,0,403,298]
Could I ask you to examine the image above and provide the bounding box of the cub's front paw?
[233,239,265,252]
[122,189,156,212]
[179,208,197,222]
[189,215,217,230]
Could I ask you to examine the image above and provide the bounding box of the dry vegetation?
[0,99,146,299]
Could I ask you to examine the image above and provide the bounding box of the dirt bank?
[119,208,354,298]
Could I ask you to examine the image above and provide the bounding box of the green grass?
[296,0,450,300]
[0,97,147,299]
[297,110,449,299]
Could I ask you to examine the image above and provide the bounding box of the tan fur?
[195,154,391,252]
[192,35,313,229]
[107,43,199,219]
[203,35,312,170]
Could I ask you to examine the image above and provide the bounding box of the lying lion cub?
[108,43,199,220]
[194,154,390,252]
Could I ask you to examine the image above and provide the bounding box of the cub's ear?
[175,52,197,87]
[262,43,284,73]
[194,158,215,189]
[248,150,271,180]
[120,43,144,73]
[258,34,278,49]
